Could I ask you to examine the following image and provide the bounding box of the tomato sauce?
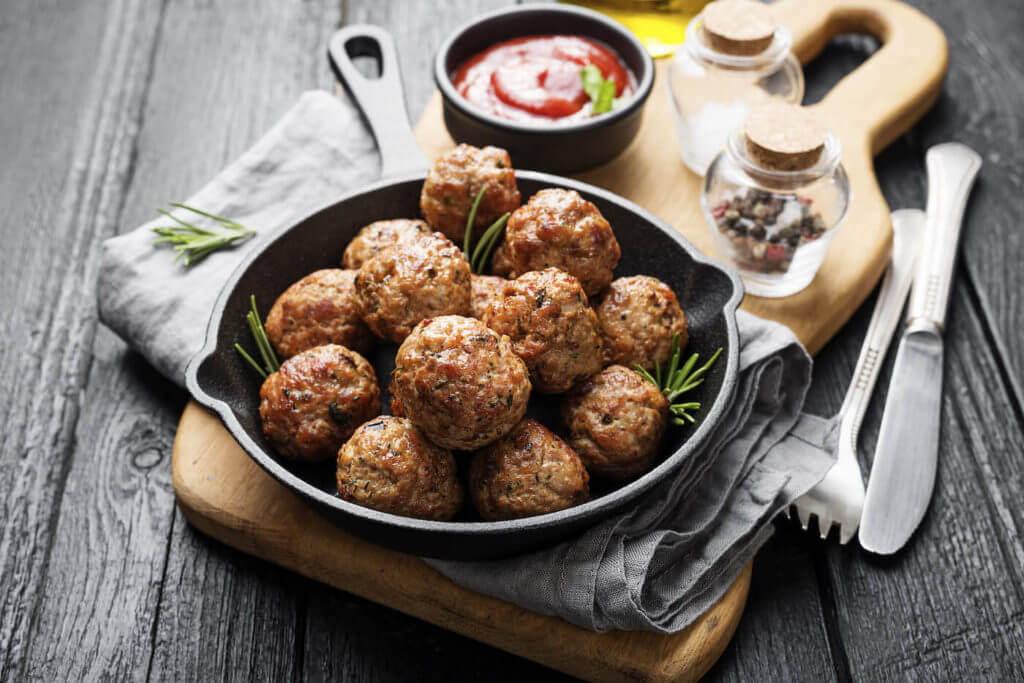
[452,35,635,123]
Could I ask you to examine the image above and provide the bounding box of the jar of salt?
[701,102,850,298]
[668,0,804,176]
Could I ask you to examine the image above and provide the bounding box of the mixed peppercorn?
[711,189,828,274]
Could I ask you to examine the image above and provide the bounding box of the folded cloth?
[97,90,835,634]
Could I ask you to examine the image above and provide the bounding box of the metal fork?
[786,209,925,543]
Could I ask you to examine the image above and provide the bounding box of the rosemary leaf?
[234,343,267,379]
[470,212,510,274]
[152,203,254,266]
[463,187,486,257]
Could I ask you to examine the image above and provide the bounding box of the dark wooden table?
[2,0,1022,680]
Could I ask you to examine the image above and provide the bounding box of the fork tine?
[838,523,856,545]
[781,506,791,520]
[817,514,834,540]
[796,506,812,531]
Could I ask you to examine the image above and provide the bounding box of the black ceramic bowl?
[434,4,655,174]
[186,171,742,560]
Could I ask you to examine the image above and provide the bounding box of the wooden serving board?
[418,0,947,354]
[173,0,946,680]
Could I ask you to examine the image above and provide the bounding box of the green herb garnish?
[462,187,486,257]
[152,202,255,266]
[461,187,509,275]
[470,212,510,274]
[635,334,723,426]
[580,65,618,116]
[234,295,280,379]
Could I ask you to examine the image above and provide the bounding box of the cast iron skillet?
[185,25,743,560]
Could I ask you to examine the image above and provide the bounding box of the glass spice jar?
[667,0,804,176]
[701,103,850,298]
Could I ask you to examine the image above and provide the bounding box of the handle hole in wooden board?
[802,34,880,105]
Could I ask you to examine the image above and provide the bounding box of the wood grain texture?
[0,0,164,677]
[1,0,1023,680]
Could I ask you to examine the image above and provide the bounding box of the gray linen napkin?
[97,90,835,634]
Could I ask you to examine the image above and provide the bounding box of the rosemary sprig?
[635,334,723,426]
[152,202,254,266]
[460,187,508,275]
[234,295,280,379]
[462,187,486,257]
[470,212,510,274]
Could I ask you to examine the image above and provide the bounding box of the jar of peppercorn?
[667,0,804,176]
[701,102,850,297]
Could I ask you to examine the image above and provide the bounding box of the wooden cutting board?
[173,0,945,680]
[417,0,946,354]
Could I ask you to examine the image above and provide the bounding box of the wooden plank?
[0,0,165,677]
[815,284,1024,680]
[15,0,343,680]
[906,0,1024,402]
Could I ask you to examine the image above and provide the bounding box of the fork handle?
[836,209,925,463]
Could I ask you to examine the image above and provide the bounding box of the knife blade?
[860,143,982,555]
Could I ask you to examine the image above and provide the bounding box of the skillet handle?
[328,25,430,178]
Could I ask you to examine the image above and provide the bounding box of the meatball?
[469,419,589,521]
[470,274,506,319]
[560,365,669,480]
[259,345,381,462]
[354,232,472,343]
[594,275,689,370]
[337,416,463,521]
[480,268,603,394]
[264,269,373,359]
[420,144,521,241]
[490,241,514,277]
[390,316,531,450]
[504,188,621,296]
[341,218,430,270]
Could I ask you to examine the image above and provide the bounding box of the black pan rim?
[432,3,656,137]
[185,169,743,538]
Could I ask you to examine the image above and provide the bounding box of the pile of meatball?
[256,144,690,523]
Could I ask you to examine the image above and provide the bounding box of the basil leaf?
[579,64,604,102]
[593,79,616,114]
[579,64,618,116]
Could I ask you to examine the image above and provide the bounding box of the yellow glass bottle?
[562,0,711,57]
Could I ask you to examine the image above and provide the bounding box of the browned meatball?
[259,345,381,462]
[390,316,531,450]
[470,274,506,319]
[354,232,472,343]
[341,218,430,270]
[481,268,604,394]
[337,416,463,521]
[420,144,521,241]
[490,241,514,277]
[560,365,669,480]
[505,188,621,296]
[469,419,589,521]
[264,269,373,359]
[594,275,689,370]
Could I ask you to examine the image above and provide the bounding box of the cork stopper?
[700,0,777,56]
[744,103,827,172]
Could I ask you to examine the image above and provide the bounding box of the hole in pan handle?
[328,25,430,179]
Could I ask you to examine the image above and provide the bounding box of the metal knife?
[859,143,982,555]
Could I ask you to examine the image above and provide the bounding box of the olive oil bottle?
[562,0,711,57]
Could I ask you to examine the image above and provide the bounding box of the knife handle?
[906,143,982,331]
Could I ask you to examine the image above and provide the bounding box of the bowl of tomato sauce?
[434,4,655,174]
